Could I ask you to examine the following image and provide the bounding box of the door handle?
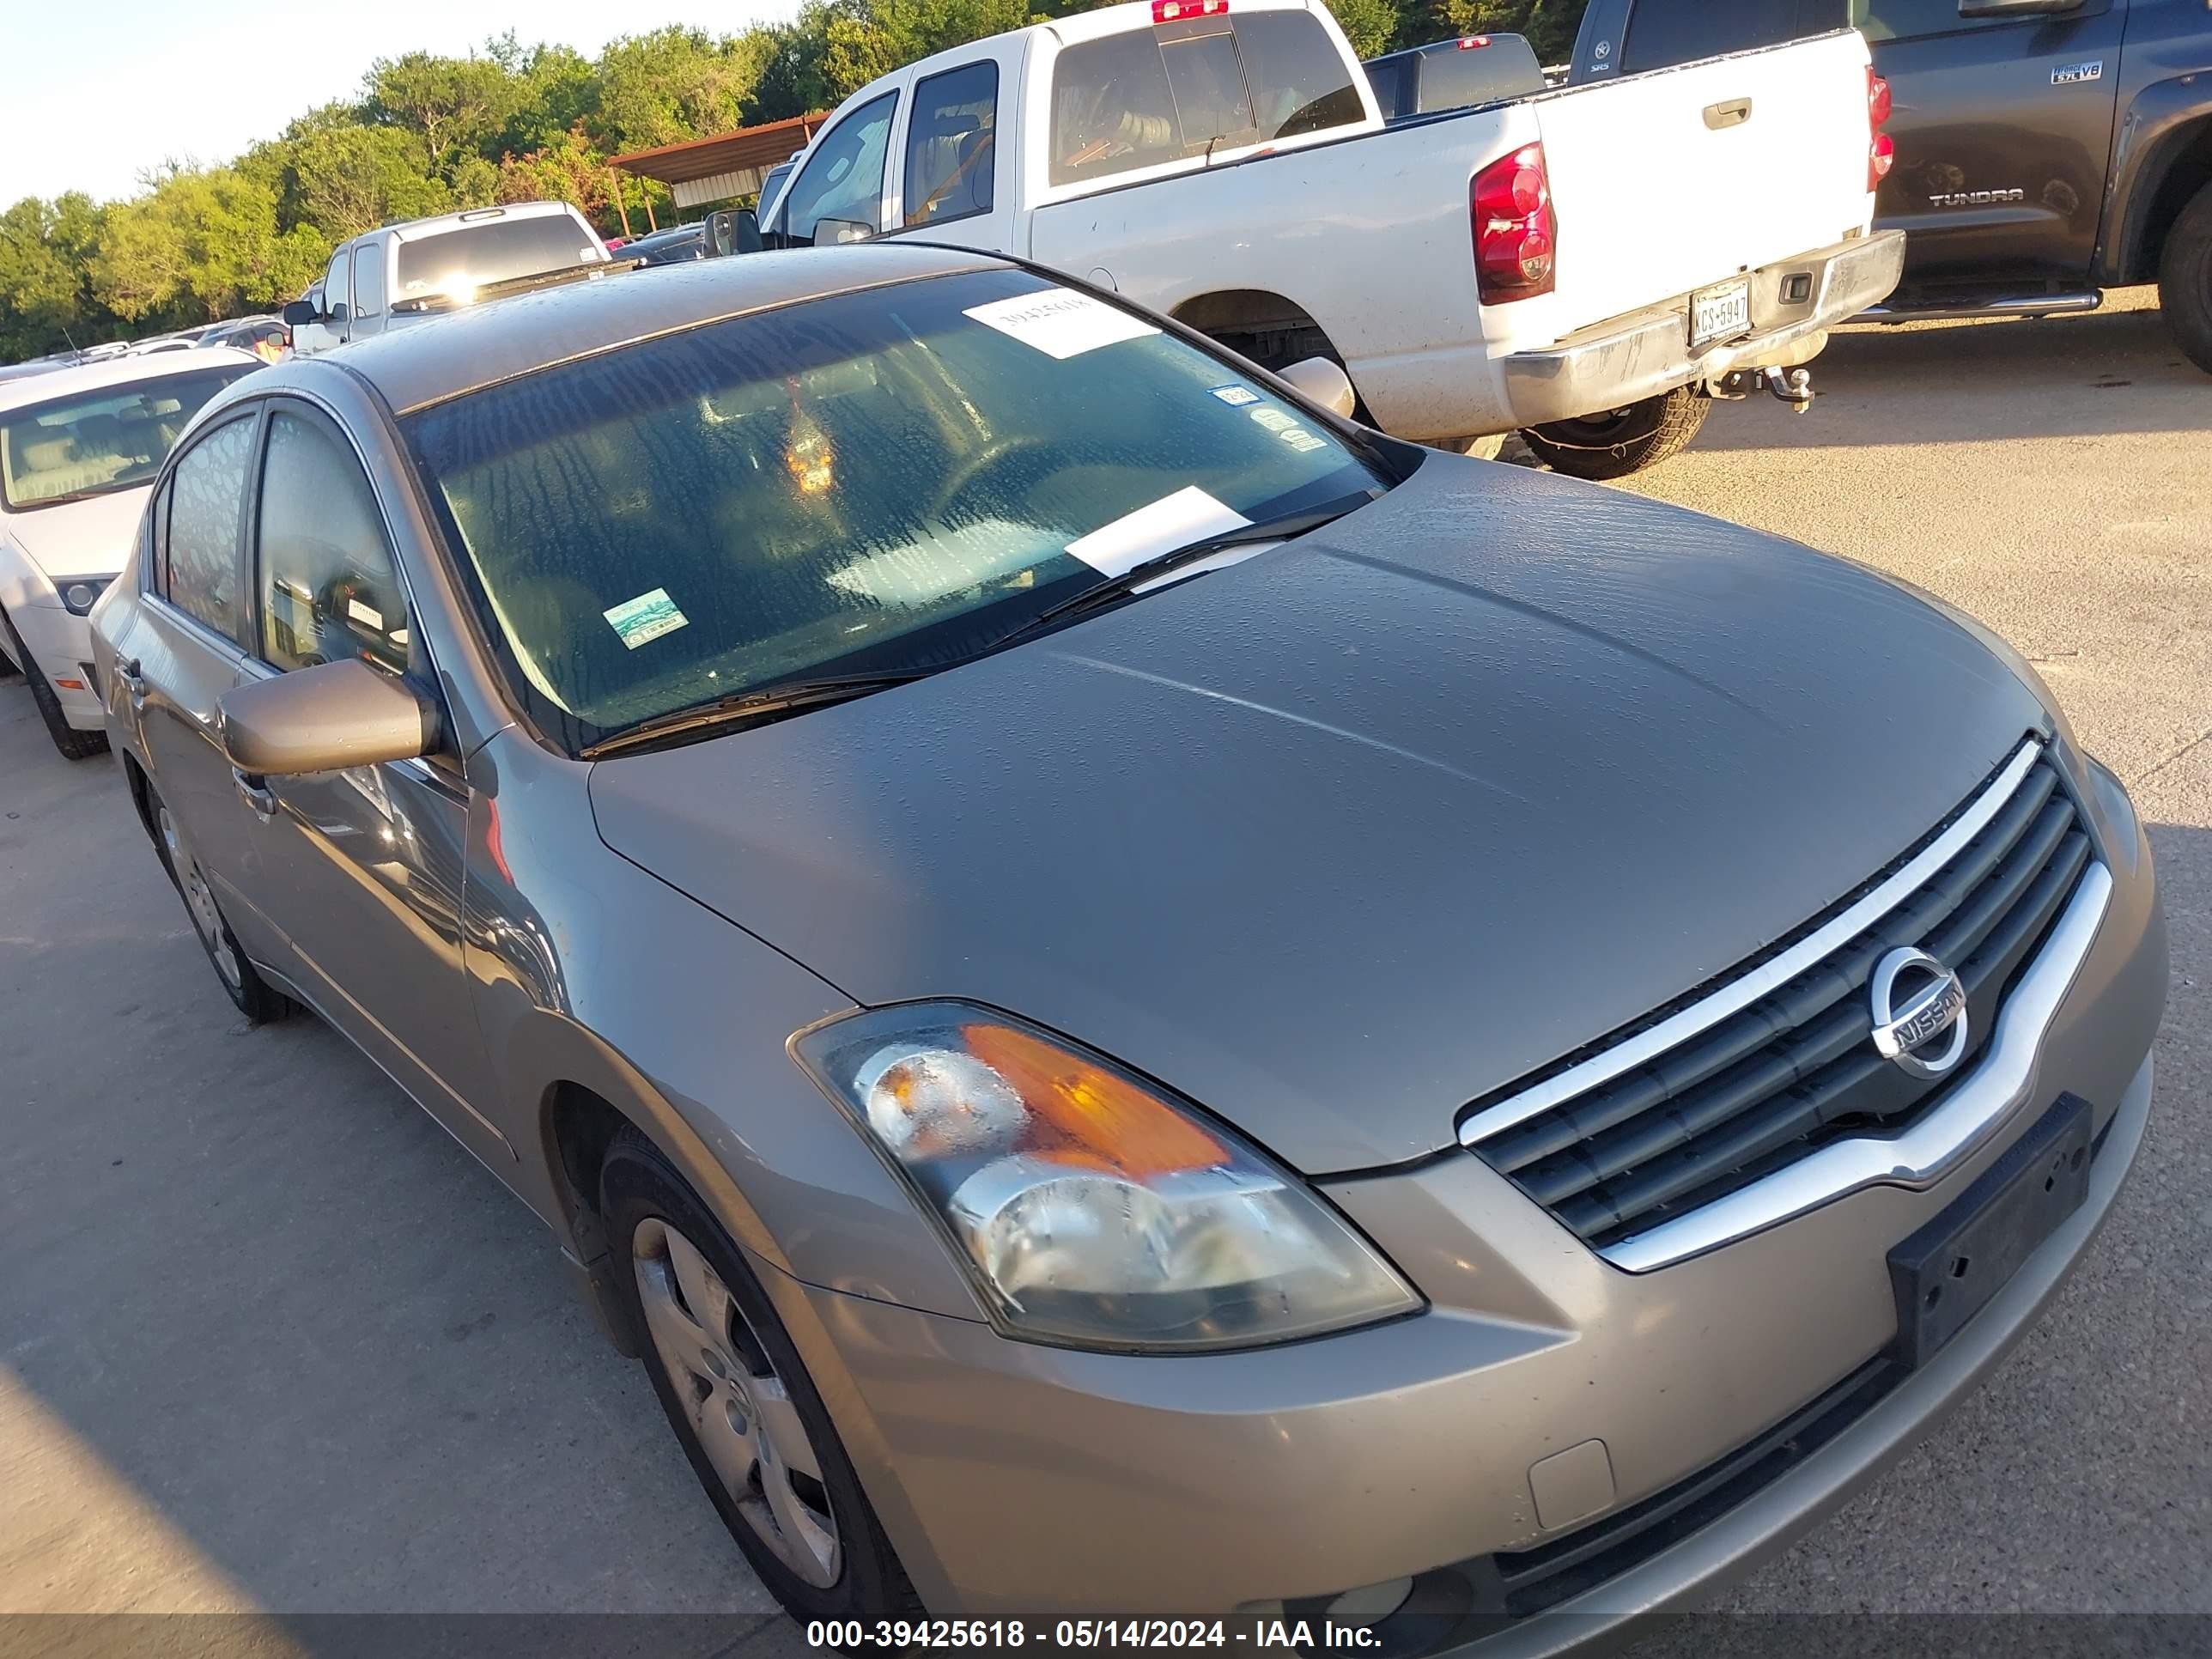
[233,767,277,819]
[1703,98,1753,130]
[117,655,146,704]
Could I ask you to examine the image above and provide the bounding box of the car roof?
[371,200,586,247]
[0,345,261,415]
[270,242,1010,416]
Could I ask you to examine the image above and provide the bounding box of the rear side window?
[1620,0,1843,75]
[254,409,410,675]
[904,62,1000,227]
[161,416,256,638]
[1407,36,1547,112]
[1049,10,1363,187]
[351,244,386,318]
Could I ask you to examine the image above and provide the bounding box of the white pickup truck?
[758,0,1905,477]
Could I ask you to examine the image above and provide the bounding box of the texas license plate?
[1689,277,1752,349]
[1887,1093,2093,1369]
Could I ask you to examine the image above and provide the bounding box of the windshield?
[404,267,1394,753]
[1,365,253,512]
[395,214,600,301]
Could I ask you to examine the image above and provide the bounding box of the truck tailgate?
[1535,29,1875,327]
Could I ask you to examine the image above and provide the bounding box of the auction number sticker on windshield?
[605,587,689,650]
[963,287,1159,360]
[1210,385,1260,406]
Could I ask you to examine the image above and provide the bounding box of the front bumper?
[774,749,2161,1635]
[8,602,102,728]
[1499,230,1907,428]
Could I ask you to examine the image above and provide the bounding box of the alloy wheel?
[632,1216,842,1587]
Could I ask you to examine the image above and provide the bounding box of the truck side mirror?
[817,217,875,246]
[281,299,318,327]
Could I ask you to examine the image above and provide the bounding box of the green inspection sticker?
[604,586,689,650]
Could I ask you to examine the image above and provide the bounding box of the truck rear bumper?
[1499,229,1905,428]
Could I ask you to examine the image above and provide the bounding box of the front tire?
[601,1127,918,1627]
[1519,386,1711,479]
[2159,178,2212,376]
[0,605,106,760]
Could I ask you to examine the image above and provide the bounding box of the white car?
[286,201,611,357]
[0,348,260,757]
[763,0,1904,476]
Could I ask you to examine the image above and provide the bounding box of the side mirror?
[817,217,875,246]
[282,299,318,327]
[218,659,436,777]
[1959,0,2081,13]
[1278,356,1357,420]
[731,207,762,255]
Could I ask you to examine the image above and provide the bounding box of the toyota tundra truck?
[760,0,1905,477]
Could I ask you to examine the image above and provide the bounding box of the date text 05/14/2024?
[805,1620,1387,1649]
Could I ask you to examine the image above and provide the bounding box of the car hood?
[1,485,148,583]
[588,457,2048,1173]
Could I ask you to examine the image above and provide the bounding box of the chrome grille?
[1459,740,2094,1257]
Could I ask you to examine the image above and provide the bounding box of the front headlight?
[56,577,111,617]
[792,1003,1422,1352]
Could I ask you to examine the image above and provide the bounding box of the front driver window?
[255,409,410,675]
[780,93,897,246]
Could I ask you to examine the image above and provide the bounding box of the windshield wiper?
[580,668,933,758]
[983,493,1374,653]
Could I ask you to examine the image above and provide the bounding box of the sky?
[0,0,793,209]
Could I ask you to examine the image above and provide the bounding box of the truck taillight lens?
[1152,0,1226,19]
[1867,69,1893,191]
[1472,143,1555,303]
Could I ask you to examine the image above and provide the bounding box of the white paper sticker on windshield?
[1210,385,1260,406]
[1065,486,1252,580]
[1249,407,1298,433]
[1279,428,1328,453]
[605,587,689,650]
[963,287,1159,360]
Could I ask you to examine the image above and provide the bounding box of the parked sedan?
[1,347,260,756]
[91,246,2163,1649]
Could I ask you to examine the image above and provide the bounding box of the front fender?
[2099,76,2212,285]
[460,730,986,1323]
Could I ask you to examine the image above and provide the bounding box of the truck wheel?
[1519,387,1711,480]
[2159,179,2212,376]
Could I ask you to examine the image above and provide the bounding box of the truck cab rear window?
[1048,10,1363,188]
[1620,0,1842,76]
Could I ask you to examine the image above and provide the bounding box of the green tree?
[1324,0,1401,58]
[363,50,526,178]
[594,27,770,155]
[0,195,114,357]
[283,125,452,241]
[91,167,325,325]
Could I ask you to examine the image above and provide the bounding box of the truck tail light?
[1152,0,1226,20]
[1471,143,1555,303]
[1867,68,1893,191]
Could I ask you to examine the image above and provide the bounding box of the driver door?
[231,398,512,1172]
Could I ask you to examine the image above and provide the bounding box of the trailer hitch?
[1708,365,1815,413]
